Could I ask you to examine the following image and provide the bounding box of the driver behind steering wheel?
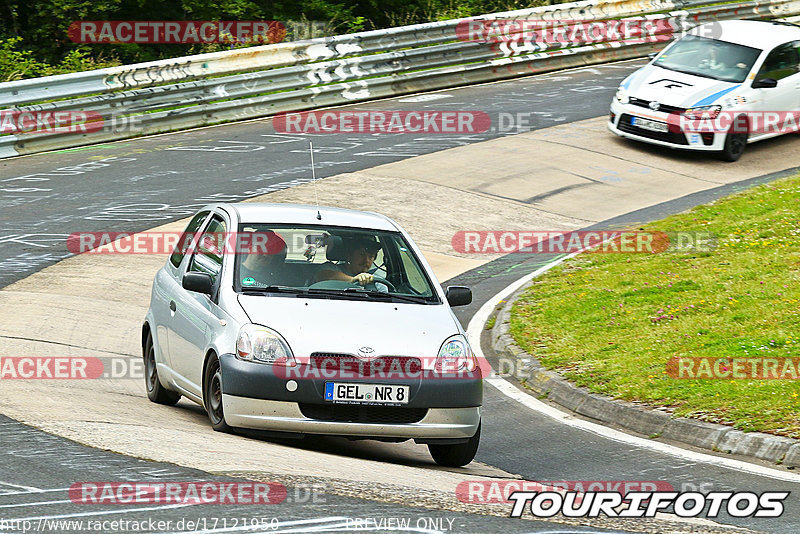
[314,236,383,287]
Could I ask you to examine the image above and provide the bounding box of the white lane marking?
[0,481,41,492]
[0,487,70,497]
[14,502,194,521]
[0,499,71,508]
[161,517,349,534]
[465,254,800,484]
[270,521,442,534]
[269,524,355,534]
[397,94,453,102]
[0,486,164,508]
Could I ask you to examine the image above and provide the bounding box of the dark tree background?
[0,0,543,80]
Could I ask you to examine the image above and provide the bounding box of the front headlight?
[615,87,630,104]
[236,324,296,366]
[435,335,477,373]
[683,105,721,120]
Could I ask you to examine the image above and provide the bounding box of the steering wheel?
[367,276,396,292]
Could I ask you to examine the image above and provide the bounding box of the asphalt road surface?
[0,61,641,288]
[0,414,628,534]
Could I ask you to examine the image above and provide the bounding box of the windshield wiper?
[240,286,431,303]
[305,288,371,299]
[240,285,308,294]
[343,288,430,304]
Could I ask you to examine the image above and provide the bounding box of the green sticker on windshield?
[242,277,256,286]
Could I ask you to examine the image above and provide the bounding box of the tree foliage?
[0,0,546,80]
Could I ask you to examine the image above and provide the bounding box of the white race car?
[609,20,800,161]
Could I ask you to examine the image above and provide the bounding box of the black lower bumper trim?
[219,353,483,408]
[299,403,428,424]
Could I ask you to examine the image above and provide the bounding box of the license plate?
[324,382,409,405]
[631,116,668,133]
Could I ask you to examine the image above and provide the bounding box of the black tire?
[203,354,232,433]
[143,331,180,405]
[719,119,748,162]
[428,421,481,467]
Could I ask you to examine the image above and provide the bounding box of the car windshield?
[232,224,439,304]
[653,34,761,83]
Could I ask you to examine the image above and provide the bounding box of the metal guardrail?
[1,0,799,159]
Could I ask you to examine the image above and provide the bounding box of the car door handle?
[169,300,177,312]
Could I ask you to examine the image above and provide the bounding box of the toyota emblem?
[357,346,375,357]
[649,101,661,111]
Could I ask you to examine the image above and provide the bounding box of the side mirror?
[183,272,214,295]
[445,286,472,307]
[647,52,658,60]
[752,77,777,89]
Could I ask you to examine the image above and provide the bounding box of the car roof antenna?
[309,141,322,220]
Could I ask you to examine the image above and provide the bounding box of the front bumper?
[608,100,726,152]
[218,353,482,438]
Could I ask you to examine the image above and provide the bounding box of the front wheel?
[428,421,481,467]
[143,332,180,405]
[203,354,232,433]
[719,120,748,162]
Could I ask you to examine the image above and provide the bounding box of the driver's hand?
[351,272,373,285]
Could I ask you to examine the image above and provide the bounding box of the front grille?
[629,97,686,115]
[309,353,422,377]
[618,114,688,145]
[299,403,428,424]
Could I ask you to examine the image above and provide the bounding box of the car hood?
[622,64,740,108]
[237,295,460,363]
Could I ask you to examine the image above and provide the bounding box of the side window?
[188,216,226,285]
[169,211,209,268]
[757,42,800,81]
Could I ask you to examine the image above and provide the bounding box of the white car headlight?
[615,87,630,104]
[683,105,722,120]
[236,324,296,366]
[435,335,477,373]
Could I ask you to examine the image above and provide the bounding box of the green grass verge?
[509,175,800,437]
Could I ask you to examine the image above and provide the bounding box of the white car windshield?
[653,34,761,83]
[231,224,439,303]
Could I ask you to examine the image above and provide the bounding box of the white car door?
[168,213,228,395]
[153,210,209,375]
[750,41,800,138]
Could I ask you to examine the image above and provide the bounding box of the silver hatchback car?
[143,203,483,466]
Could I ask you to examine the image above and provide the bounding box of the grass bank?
[509,175,800,438]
